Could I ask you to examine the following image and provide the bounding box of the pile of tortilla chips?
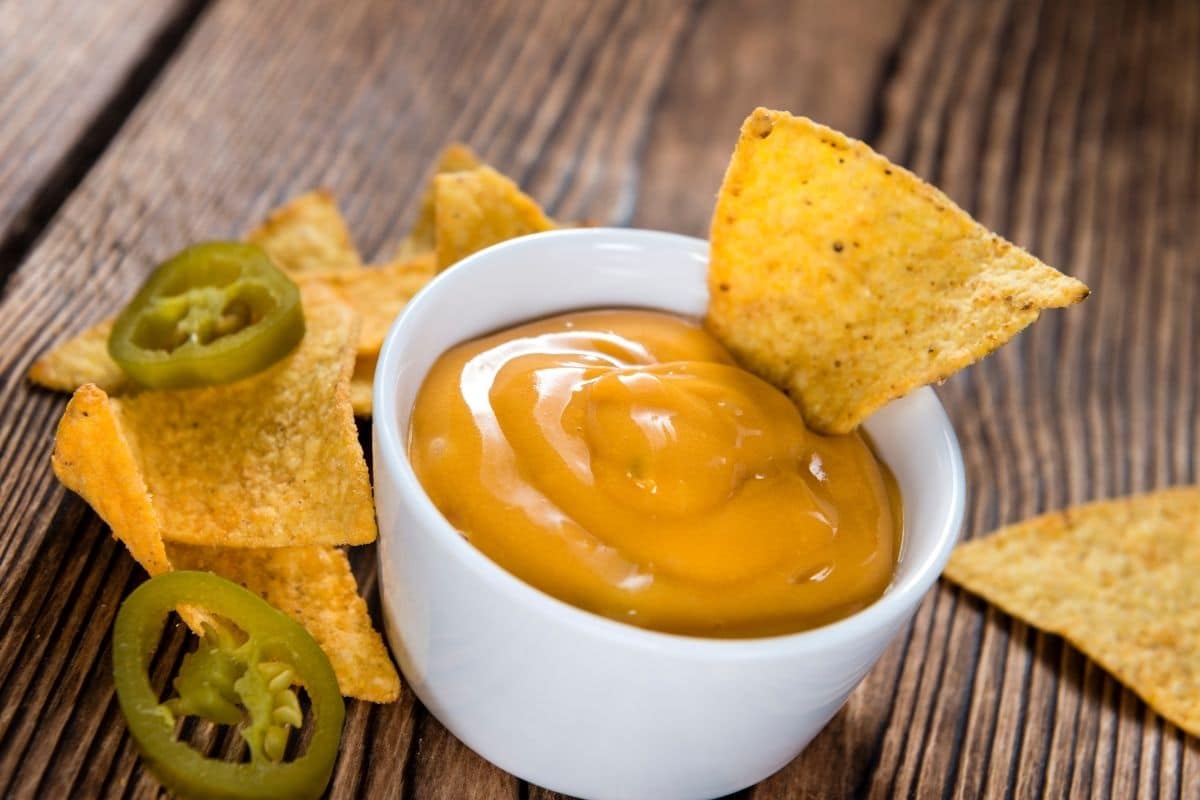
[46,110,1186,744]
[30,144,557,417]
[33,145,558,702]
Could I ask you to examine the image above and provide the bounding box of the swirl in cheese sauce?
[408,309,900,637]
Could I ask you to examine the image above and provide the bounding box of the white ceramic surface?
[373,228,966,800]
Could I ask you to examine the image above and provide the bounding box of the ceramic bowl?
[373,228,965,800]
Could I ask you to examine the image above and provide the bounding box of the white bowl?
[373,228,965,800]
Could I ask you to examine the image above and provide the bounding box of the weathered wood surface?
[0,0,203,272]
[0,0,1198,797]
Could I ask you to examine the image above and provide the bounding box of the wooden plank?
[408,714,517,800]
[1,0,1199,797]
[0,0,203,268]
[634,0,912,235]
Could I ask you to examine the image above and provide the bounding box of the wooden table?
[1,0,1197,797]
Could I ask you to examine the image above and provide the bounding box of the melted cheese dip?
[408,309,900,637]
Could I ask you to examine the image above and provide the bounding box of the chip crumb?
[706,107,1089,434]
[944,487,1200,737]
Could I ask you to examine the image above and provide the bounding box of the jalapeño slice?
[108,243,304,389]
[112,572,344,800]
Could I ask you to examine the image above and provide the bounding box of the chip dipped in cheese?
[707,108,1089,434]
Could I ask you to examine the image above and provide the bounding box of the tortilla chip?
[434,165,556,269]
[397,143,483,258]
[28,319,128,394]
[52,384,171,575]
[53,403,396,701]
[53,384,394,700]
[247,189,362,273]
[52,286,375,549]
[707,108,1090,434]
[297,252,434,418]
[26,252,424,408]
[168,544,401,702]
[298,251,435,356]
[350,353,376,418]
[944,487,1200,736]
[30,188,413,398]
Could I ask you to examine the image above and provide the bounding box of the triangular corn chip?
[944,487,1200,736]
[53,384,170,575]
[707,108,1090,434]
[247,189,362,273]
[28,319,129,395]
[168,543,400,702]
[298,251,435,357]
[53,394,397,699]
[397,143,483,258]
[298,252,434,417]
[52,286,375,549]
[434,165,555,269]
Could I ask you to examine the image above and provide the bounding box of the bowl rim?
[373,227,966,659]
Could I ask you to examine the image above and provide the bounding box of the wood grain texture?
[0,0,204,273]
[634,0,910,234]
[0,0,1198,797]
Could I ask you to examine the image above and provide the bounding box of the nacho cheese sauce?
[408,309,901,637]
